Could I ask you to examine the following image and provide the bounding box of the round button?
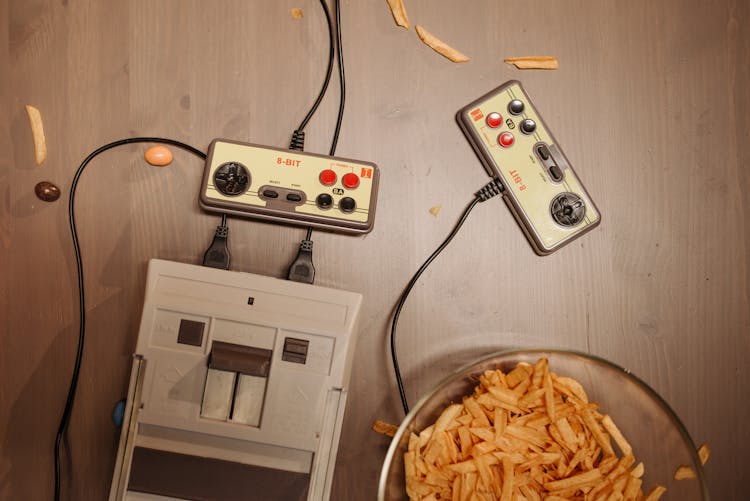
[520,118,537,135]
[316,193,333,209]
[342,172,359,189]
[485,112,503,128]
[508,99,525,115]
[498,132,515,148]
[339,197,356,213]
[213,162,250,196]
[319,169,337,186]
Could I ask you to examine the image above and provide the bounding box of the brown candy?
[35,181,61,202]
[144,145,173,166]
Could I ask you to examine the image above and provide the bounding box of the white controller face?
[199,139,380,234]
[457,80,600,255]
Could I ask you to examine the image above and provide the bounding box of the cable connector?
[202,223,231,270]
[289,129,306,151]
[287,239,315,284]
[476,178,505,202]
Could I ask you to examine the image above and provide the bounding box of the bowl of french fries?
[378,349,708,501]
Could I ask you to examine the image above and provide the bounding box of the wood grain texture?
[1,0,748,500]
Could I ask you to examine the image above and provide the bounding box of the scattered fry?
[674,465,697,480]
[403,358,666,500]
[504,56,559,70]
[697,443,710,465]
[290,8,303,19]
[429,205,441,217]
[415,25,470,63]
[372,419,399,437]
[385,0,410,29]
[25,104,47,165]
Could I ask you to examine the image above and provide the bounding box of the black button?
[508,99,525,115]
[536,144,550,160]
[316,193,333,209]
[549,164,564,182]
[286,193,302,202]
[262,189,279,199]
[177,319,205,347]
[282,337,309,364]
[520,119,536,134]
[339,197,356,213]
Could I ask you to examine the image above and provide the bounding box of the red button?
[342,172,359,189]
[319,169,337,186]
[486,112,503,128]
[498,132,515,148]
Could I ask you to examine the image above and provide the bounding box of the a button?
[536,144,550,160]
[339,197,356,213]
[316,193,333,209]
[485,112,503,128]
[286,193,302,202]
[520,118,537,134]
[262,189,279,199]
[549,164,564,182]
[282,337,309,364]
[508,99,525,115]
[319,169,337,186]
[342,172,359,189]
[498,132,515,148]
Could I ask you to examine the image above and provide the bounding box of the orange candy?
[144,145,173,166]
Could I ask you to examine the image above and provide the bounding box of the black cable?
[389,180,504,415]
[56,137,208,501]
[328,0,345,156]
[293,0,335,135]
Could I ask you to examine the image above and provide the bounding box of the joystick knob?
[520,118,537,135]
[213,162,250,196]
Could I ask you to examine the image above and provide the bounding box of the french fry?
[601,415,633,457]
[504,56,559,70]
[642,485,667,501]
[372,419,399,437]
[25,105,47,165]
[415,25,470,63]
[697,443,710,465]
[673,465,697,480]
[385,0,410,29]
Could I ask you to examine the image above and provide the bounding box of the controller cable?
[389,179,504,415]
[56,137,216,501]
[287,0,346,285]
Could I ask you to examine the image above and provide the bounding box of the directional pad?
[213,162,250,196]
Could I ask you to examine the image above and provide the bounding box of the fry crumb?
[291,8,303,19]
[429,205,441,217]
[697,443,710,465]
[674,465,696,480]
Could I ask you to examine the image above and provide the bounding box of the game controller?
[456,80,600,255]
[199,139,380,234]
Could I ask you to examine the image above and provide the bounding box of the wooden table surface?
[1,0,748,499]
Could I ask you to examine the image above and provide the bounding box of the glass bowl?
[378,348,708,500]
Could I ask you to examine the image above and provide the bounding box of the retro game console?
[199,139,380,234]
[109,259,362,501]
[457,80,600,255]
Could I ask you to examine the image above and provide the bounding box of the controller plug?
[287,239,315,284]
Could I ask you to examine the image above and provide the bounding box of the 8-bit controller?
[456,80,600,255]
[199,139,380,234]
